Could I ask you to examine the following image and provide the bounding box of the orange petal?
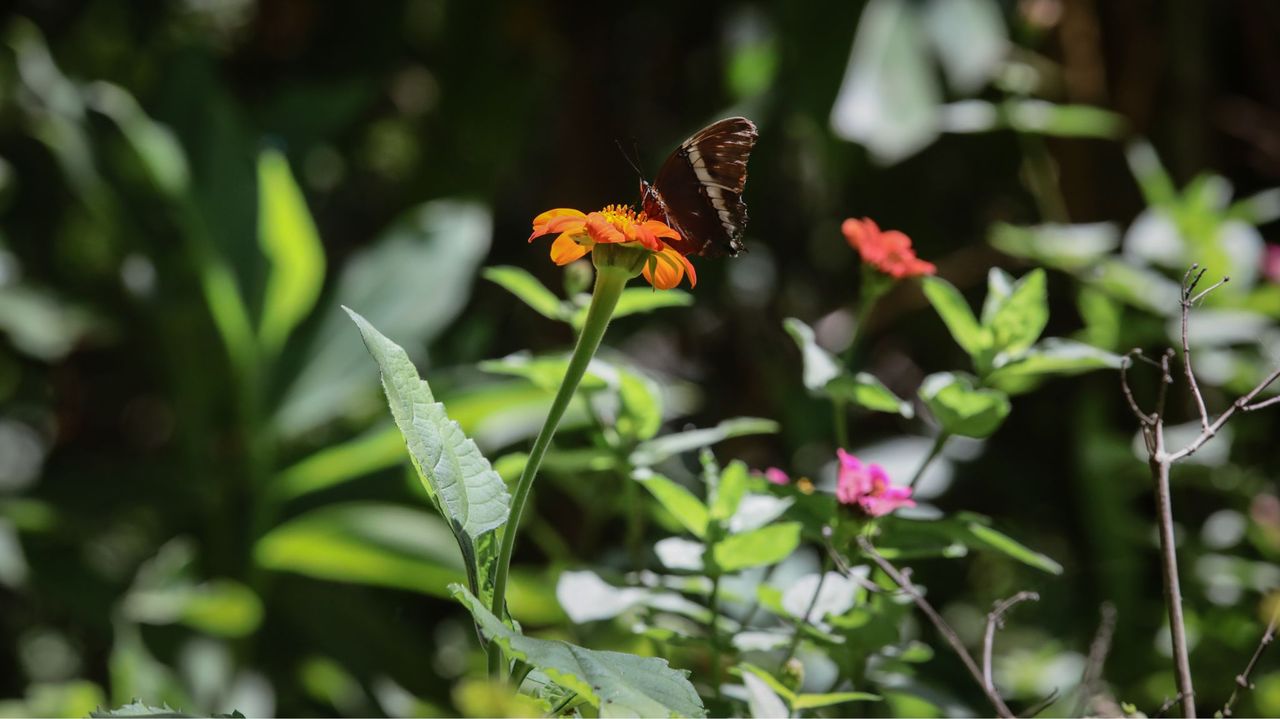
[549,233,589,265]
[641,219,681,242]
[679,252,697,288]
[585,213,628,245]
[627,222,663,251]
[530,208,587,242]
[642,247,687,290]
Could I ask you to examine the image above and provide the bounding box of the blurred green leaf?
[922,0,1006,94]
[450,585,706,718]
[629,417,779,467]
[922,277,988,358]
[257,149,326,354]
[783,317,840,390]
[85,82,190,197]
[1125,140,1179,208]
[271,423,404,501]
[636,473,709,539]
[793,692,882,710]
[710,461,749,523]
[982,268,1048,356]
[987,338,1122,394]
[831,0,941,163]
[989,222,1120,272]
[479,353,611,393]
[1075,287,1123,351]
[0,285,96,360]
[617,367,664,441]
[918,372,1010,438]
[1087,258,1181,316]
[713,522,802,572]
[825,372,914,418]
[255,503,466,597]
[483,266,567,321]
[124,579,263,638]
[742,670,790,719]
[965,520,1063,575]
[277,200,492,438]
[347,308,509,549]
[573,288,693,328]
[1003,100,1125,138]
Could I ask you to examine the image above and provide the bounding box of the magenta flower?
[763,467,791,486]
[1265,244,1280,284]
[836,449,915,517]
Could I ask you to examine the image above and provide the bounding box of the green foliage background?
[1,0,1279,716]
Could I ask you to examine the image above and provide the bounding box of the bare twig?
[1167,364,1280,462]
[1073,602,1118,718]
[1022,688,1061,718]
[1179,266,1217,432]
[1120,350,1155,425]
[1153,436,1195,718]
[982,591,1040,693]
[857,536,1015,718]
[1222,599,1280,717]
[1155,691,1190,718]
[1244,394,1280,412]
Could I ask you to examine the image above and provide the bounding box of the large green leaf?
[782,317,840,391]
[709,461,749,523]
[254,503,466,597]
[636,474,709,539]
[630,418,779,467]
[982,268,1048,356]
[918,372,1010,438]
[257,148,326,354]
[574,288,693,328]
[346,308,509,540]
[965,520,1063,575]
[988,222,1120,272]
[921,277,987,358]
[451,585,706,718]
[483,266,567,321]
[712,523,802,573]
[783,318,912,417]
[825,373,914,418]
[276,200,492,437]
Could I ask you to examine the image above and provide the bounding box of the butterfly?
[640,117,758,258]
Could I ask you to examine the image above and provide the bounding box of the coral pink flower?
[842,218,936,279]
[836,449,915,517]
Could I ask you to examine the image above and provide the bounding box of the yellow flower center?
[599,204,647,228]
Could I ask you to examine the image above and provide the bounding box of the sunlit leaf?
[257,149,326,355]
[712,523,802,573]
[710,461,749,523]
[1003,100,1125,138]
[831,0,941,163]
[483,266,567,321]
[965,520,1062,575]
[922,0,1006,94]
[617,368,664,441]
[825,372,914,418]
[636,473,709,539]
[987,338,1123,394]
[630,418,779,467]
[792,692,881,710]
[918,372,1010,438]
[451,585,706,718]
[921,277,987,358]
[783,317,841,391]
[989,222,1120,272]
[982,268,1048,356]
[254,503,465,597]
[742,671,790,719]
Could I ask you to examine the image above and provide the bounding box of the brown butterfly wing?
[643,117,758,258]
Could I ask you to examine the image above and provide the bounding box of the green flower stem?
[907,431,950,490]
[835,270,891,449]
[487,263,631,677]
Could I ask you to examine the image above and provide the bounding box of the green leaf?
[918,372,1010,438]
[617,368,664,441]
[966,520,1063,575]
[276,200,492,438]
[1087,258,1181,316]
[988,222,1120,272]
[346,307,510,539]
[831,0,941,163]
[793,692,881,710]
[483,266,567,321]
[479,353,612,393]
[1125,140,1178,208]
[271,423,405,501]
[574,288,693,328]
[123,579,263,638]
[630,418,779,467]
[825,372,914,418]
[782,317,841,391]
[921,277,987,357]
[736,663,797,703]
[710,461,749,522]
[257,148,326,354]
[254,502,466,597]
[713,523,802,573]
[1002,100,1125,138]
[450,585,706,718]
[982,268,1048,356]
[986,338,1123,395]
[922,0,1006,93]
[742,671,791,719]
[636,474,709,539]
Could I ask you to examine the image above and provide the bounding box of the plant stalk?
[487,265,629,677]
[1152,453,1196,718]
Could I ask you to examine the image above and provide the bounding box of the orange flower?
[842,218,936,279]
[529,205,697,290]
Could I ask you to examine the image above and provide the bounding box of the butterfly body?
[641,117,758,258]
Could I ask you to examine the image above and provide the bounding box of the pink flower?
[1265,244,1280,284]
[763,467,790,485]
[836,449,915,517]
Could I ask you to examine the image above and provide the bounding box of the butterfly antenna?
[614,137,644,179]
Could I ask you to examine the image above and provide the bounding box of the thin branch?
[1022,688,1062,719]
[1179,268,1214,432]
[1222,599,1280,717]
[982,591,1041,693]
[1168,365,1280,462]
[857,536,1015,719]
[1120,350,1155,425]
[1243,393,1280,412]
[1155,691,1190,718]
[1073,602,1118,718]
[1154,349,1174,422]
[1153,449,1196,718]
[779,561,830,671]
